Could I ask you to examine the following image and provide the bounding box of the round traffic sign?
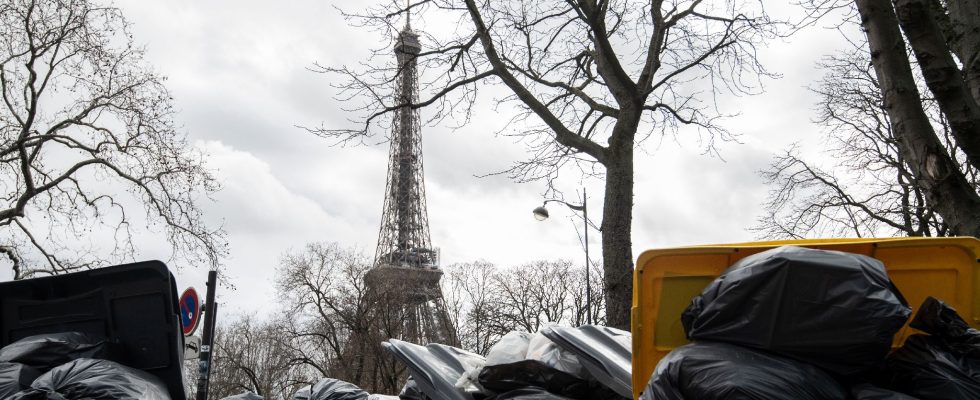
[179,287,201,336]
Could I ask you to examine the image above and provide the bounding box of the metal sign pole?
[196,270,218,400]
[583,188,591,325]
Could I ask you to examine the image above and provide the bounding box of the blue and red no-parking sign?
[179,287,201,336]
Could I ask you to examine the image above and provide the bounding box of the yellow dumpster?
[631,237,980,399]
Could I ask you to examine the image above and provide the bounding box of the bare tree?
[441,259,604,355]
[854,0,980,236]
[761,0,980,238]
[755,44,968,238]
[491,260,577,332]
[0,0,225,278]
[311,0,784,329]
[209,315,311,400]
[443,260,510,355]
[275,242,408,394]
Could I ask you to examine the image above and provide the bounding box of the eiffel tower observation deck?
[365,19,456,345]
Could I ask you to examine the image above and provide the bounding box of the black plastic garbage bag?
[909,296,980,357]
[309,378,369,400]
[398,377,427,400]
[486,387,574,400]
[0,362,41,398]
[7,358,169,400]
[641,341,849,400]
[479,359,590,399]
[681,246,910,374]
[883,334,980,400]
[223,393,264,400]
[877,297,980,400]
[849,383,919,400]
[0,332,113,371]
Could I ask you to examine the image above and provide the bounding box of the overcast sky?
[101,1,853,317]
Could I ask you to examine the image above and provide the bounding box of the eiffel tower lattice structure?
[365,20,457,347]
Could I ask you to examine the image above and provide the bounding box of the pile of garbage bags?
[376,325,632,400]
[263,245,979,400]
[224,327,630,400]
[0,332,169,399]
[643,245,980,400]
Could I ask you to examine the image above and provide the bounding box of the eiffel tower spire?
[366,15,455,347]
[374,13,432,269]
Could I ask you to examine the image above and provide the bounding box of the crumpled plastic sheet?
[398,377,427,400]
[308,378,370,400]
[0,362,41,398]
[293,385,312,400]
[541,325,631,399]
[642,341,849,400]
[383,340,485,400]
[681,246,911,375]
[877,297,980,400]
[7,358,170,400]
[910,297,980,357]
[884,334,980,399]
[525,333,584,378]
[486,332,532,366]
[0,332,113,371]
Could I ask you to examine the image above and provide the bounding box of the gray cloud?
[104,0,852,316]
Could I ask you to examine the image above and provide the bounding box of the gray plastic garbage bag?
[8,358,170,400]
[309,378,369,400]
[641,341,848,400]
[294,385,312,400]
[681,246,910,374]
[0,362,41,398]
[541,326,632,399]
[0,332,113,371]
[222,393,263,400]
[398,377,427,400]
[383,340,484,400]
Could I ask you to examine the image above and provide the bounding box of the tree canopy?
[0,0,225,278]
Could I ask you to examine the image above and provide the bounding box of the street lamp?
[532,189,594,325]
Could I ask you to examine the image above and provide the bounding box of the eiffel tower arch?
[366,20,457,348]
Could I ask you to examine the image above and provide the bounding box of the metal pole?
[196,270,218,400]
[583,188,592,325]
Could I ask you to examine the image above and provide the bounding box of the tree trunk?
[944,0,980,104]
[601,147,635,331]
[895,0,980,171]
[857,0,980,236]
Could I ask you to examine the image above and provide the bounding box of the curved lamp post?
[532,189,594,325]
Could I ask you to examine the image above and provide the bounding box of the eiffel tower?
[365,18,457,348]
